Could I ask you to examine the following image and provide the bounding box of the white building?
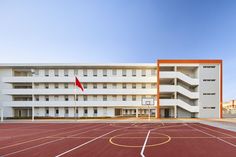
[0,60,223,120]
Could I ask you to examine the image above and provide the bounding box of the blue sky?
[0,0,236,101]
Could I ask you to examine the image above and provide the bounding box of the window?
[45,108,49,114]
[75,108,78,114]
[103,95,107,101]
[45,96,49,101]
[132,83,136,89]
[55,108,59,114]
[64,83,68,89]
[122,69,126,77]
[34,69,39,76]
[55,83,59,89]
[45,83,49,89]
[141,69,146,77]
[45,69,49,77]
[203,66,216,68]
[83,83,87,89]
[103,83,107,89]
[65,95,69,101]
[54,69,59,77]
[65,108,69,114]
[93,69,97,77]
[203,107,216,109]
[94,108,97,114]
[151,83,156,88]
[54,95,59,101]
[151,69,156,76]
[75,95,78,101]
[83,95,87,101]
[142,83,146,89]
[112,95,117,101]
[112,83,117,89]
[122,95,127,101]
[83,69,87,77]
[34,83,39,89]
[122,83,126,89]
[35,96,39,101]
[84,108,88,114]
[132,69,136,76]
[93,83,97,89]
[64,69,68,77]
[74,69,78,76]
[112,69,117,76]
[203,79,216,82]
[103,69,107,77]
[93,95,97,101]
[203,93,216,95]
[132,95,136,101]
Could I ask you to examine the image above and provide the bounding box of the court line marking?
[0,123,104,150]
[187,123,236,148]
[1,124,110,156]
[54,124,134,157]
[140,130,150,157]
[196,123,235,137]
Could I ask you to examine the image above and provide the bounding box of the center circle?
[109,132,171,148]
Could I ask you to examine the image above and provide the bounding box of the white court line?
[55,124,135,157]
[140,130,151,157]
[1,124,108,156]
[187,124,236,148]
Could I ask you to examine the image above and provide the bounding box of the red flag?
[75,76,84,92]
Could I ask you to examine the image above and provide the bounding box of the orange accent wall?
[156,59,223,119]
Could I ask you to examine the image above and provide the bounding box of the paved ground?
[0,121,236,157]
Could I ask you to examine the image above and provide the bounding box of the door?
[164,109,170,118]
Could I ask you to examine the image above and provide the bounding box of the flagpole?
[74,76,77,121]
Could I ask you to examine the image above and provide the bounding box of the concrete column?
[136,108,138,118]
[32,106,34,121]
[174,105,177,118]
[1,107,3,122]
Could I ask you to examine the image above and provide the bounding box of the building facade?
[0,60,223,120]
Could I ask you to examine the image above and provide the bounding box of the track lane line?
[140,130,150,157]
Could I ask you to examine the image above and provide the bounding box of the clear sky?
[0,0,236,101]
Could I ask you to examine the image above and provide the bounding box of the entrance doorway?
[164,108,170,118]
[14,108,32,118]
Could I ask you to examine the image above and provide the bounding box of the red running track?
[0,122,236,157]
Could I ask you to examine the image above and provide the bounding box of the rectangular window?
[203,93,216,95]
[151,83,156,88]
[55,83,59,89]
[34,69,39,76]
[64,69,68,77]
[84,108,88,114]
[122,95,127,101]
[54,95,59,101]
[93,95,97,101]
[55,108,59,114]
[45,96,49,101]
[103,69,107,77]
[45,69,49,77]
[122,69,126,77]
[112,83,117,89]
[203,107,216,109]
[74,69,78,76]
[141,69,146,77]
[94,108,97,114]
[93,83,97,89]
[65,108,69,114]
[83,95,87,101]
[132,69,136,76]
[103,83,107,89]
[203,79,216,82]
[142,83,146,89]
[103,95,107,101]
[112,69,117,76]
[122,83,126,89]
[65,95,69,101]
[151,69,156,76]
[34,83,39,89]
[93,69,97,77]
[45,83,49,89]
[83,69,87,77]
[132,95,136,101]
[132,83,136,89]
[64,83,68,89]
[35,96,39,101]
[54,69,59,77]
[112,95,116,101]
[203,66,216,68]
[83,83,87,89]
[46,108,49,114]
